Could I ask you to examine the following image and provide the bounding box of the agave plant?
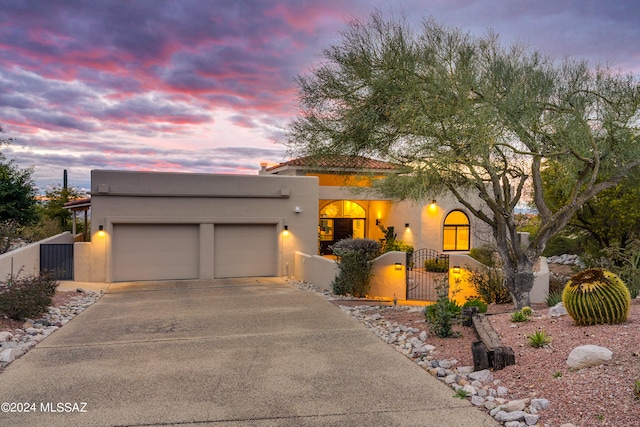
[562,269,631,326]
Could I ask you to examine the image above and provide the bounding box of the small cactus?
[562,269,631,326]
[521,306,533,316]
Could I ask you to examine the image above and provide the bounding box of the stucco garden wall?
[0,232,74,280]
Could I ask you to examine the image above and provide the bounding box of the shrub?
[424,258,449,272]
[468,244,498,267]
[378,224,414,256]
[545,289,564,307]
[462,298,488,314]
[528,330,552,348]
[0,273,59,320]
[425,282,461,338]
[331,238,381,297]
[562,268,631,326]
[510,310,528,322]
[519,307,532,316]
[468,267,511,304]
[603,239,640,299]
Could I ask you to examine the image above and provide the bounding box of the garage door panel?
[214,224,277,278]
[113,224,199,282]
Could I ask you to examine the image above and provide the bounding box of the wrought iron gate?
[40,244,74,280]
[406,249,449,301]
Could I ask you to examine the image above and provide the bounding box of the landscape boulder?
[566,345,612,369]
[548,301,568,317]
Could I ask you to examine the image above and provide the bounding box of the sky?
[1,0,639,192]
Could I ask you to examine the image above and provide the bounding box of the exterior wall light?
[394,262,402,271]
[99,225,104,231]
[405,223,410,228]
[284,225,288,231]
[283,225,289,236]
[375,219,381,226]
[453,265,461,274]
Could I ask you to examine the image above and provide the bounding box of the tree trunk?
[504,268,534,310]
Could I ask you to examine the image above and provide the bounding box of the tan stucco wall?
[294,251,339,291]
[318,185,491,253]
[448,254,549,306]
[0,232,74,279]
[368,251,408,301]
[79,170,319,282]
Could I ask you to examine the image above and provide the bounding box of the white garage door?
[214,224,277,278]
[112,224,199,282]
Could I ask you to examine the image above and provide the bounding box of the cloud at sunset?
[0,0,638,190]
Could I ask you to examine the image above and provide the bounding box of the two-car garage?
[81,170,318,284]
[111,224,278,282]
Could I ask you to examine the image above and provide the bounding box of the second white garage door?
[214,224,277,278]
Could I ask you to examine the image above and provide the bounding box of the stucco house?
[74,156,493,289]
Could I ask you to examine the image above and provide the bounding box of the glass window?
[319,219,334,241]
[443,210,470,251]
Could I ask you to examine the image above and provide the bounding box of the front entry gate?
[407,249,449,301]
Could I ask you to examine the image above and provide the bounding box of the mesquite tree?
[285,13,640,309]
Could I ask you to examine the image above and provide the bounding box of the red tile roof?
[267,155,397,172]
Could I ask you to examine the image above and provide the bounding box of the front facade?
[261,156,490,256]
[77,159,489,283]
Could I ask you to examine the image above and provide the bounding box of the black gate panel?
[407,249,449,301]
[40,244,74,280]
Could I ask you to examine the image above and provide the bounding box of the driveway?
[0,278,497,426]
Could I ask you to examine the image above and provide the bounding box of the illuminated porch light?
[394,262,402,271]
[452,265,461,274]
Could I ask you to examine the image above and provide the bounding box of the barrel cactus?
[562,269,631,326]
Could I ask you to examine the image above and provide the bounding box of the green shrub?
[528,330,552,348]
[545,289,563,307]
[562,268,631,325]
[378,224,414,256]
[462,298,488,314]
[425,283,461,338]
[424,258,449,272]
[468,244,498,267]
[603,239,640,299]
[510,310,528,322]
[331,238,381,297]
[520,306,533,316]
[0,273,59,320]
[468,267,511,304]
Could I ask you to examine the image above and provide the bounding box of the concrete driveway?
[0,278,497,426]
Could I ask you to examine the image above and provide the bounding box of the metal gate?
[406,249,449,301]
[40,244,74,280]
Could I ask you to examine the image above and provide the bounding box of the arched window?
[443,210,470,251]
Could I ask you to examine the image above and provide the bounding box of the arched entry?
[319,200,366,254]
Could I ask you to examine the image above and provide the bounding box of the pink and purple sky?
[1,0,639,191]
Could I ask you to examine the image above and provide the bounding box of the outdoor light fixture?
[395,262,402,271]
[405,223,410,228]
[284,225,289,231]
[432,199,437,205]
[375,219,381,226]
[453,265,461,274]
[99,225,104,231]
